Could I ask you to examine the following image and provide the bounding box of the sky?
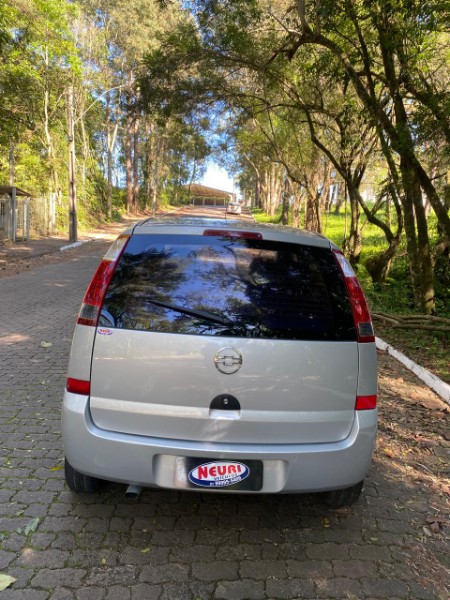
[199,163,234,193]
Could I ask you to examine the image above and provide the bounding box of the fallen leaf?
[0,575,16,591]
[101,558,107,565]
[322,517,330,528]
[422,526,433,537]
[25,518,40,535]
[49,465,64,471]
[417,439,437,448]
[383,448,394,458]
[426,515,446,524]
[430,521,442,534]
[425,514,446,535]
[40,341,52,348]
[141,548,151,553]
[431,411,445,420]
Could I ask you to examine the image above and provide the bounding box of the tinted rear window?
[99,234,356,341]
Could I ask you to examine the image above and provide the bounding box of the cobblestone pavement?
[0,235,449,600]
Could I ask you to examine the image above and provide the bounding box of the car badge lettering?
[97,328,113,336]
[214,347,242,374]
[188,461,250,488]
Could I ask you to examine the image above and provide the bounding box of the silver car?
[63,217,377,506]
[226,200,242,215]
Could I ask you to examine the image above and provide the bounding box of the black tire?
[64,458,106,493]
[324,480,364,508]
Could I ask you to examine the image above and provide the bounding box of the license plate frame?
[174,457,263,491]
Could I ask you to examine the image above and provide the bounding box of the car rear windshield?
[99,234,356,341]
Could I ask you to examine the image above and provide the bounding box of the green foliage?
[253,202,448,316]
[1,0,202,232]
[251,207,283,224]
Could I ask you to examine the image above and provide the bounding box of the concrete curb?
[60,240,90,252]
[376,336,450,405]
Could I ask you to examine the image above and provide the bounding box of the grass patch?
[251,207,283,224]
[375,324,450,384]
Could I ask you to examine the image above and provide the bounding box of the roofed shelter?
[0,186,31,243]
[188,183,233,207]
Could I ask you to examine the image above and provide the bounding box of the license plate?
[174,457,263,491]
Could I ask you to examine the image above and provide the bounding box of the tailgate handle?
[210,394,241,419]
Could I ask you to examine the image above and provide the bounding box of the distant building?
[187,183,233,207]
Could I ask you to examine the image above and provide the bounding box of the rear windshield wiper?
[145,299,233,326]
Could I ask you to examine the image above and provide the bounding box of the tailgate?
[89,330,358,444]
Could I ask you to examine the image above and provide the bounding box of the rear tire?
[324,480,364,507]
[64,458,106,493]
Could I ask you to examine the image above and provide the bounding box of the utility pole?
[9,141,15,185]
[67,85,78,243]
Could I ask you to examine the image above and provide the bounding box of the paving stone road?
[0,225,449,599]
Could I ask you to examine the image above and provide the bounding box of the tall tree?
[142,0,450,313]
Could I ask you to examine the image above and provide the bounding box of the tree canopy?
[140,0,450,314]
[1,0,449,314]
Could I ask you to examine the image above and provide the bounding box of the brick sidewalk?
[0,221,448,599]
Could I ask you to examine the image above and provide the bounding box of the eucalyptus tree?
[146,0,449,312]
[0,1,32,171]
[142,1,388,264]
[274,0,450,312]
[77,0,187,215]
[0,0,81,199]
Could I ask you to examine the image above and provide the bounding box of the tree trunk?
[133,115,140,212]
[291,192,303,228]
[106,93,114,220]
[365,237,401,283]
[43,46,59,199]
[151,135,164,217]
[125,112,133,214]
[344,186,362,266]
[334,183,344,214]
[145,121,155,211]
[281,174,290,225]
[255,177,261,208]
[406,162,435,313]
[268,166,282,216]
[67,85,78,243]
[304,193,315,231]
[79,102,89,187]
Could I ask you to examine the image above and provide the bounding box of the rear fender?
[357,342,378,396]
[67,324,96,382]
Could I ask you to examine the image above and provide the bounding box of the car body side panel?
[89,330,359,444]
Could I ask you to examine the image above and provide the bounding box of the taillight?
[77,234,130,327]
[355,395,377,410]
[66,378,90,395]
[203,229,263,240]
[333,249,375,343]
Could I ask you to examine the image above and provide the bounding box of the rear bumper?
[63,392,377,493]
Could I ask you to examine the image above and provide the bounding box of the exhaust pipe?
[125,484,142,499]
